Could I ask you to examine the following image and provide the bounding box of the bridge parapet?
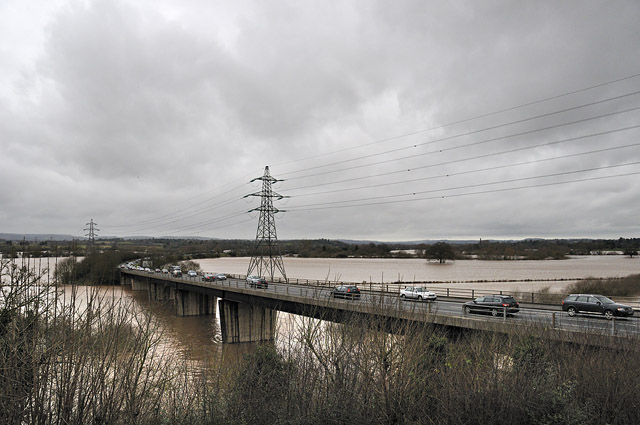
[120,269,639,348]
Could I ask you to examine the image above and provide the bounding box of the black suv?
[463,295,520,317]
[562,294,634,320]
[332,285,361,300]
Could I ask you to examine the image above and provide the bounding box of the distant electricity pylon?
[84,219,99,255]
[245,166,288,283]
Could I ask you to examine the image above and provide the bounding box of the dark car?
[463,295,520,317]
[562,294,634,320]
[248,277,268,289]
[332,285,361,300]
[202,274,215,282]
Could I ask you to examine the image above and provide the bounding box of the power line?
[289,161,640,212]
[272,72,640,168]
[115,195,247,234]
[112,121,640,237]
[289,143,640,198]
[105,74,640,238]
[170,217,256,236]
[286,107,640,182]
[279,89,640,178]
[120,208,249,236]
[286,125,640,191]
[285,171,640,212]
[104,180,250,229]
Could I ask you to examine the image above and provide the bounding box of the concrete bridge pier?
[219,299,276,343]
[175,289,216,316]
[131,278,149,292]
[148,282,175,301]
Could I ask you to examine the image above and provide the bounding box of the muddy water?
[198,255,640,291]
[17,255,639,365]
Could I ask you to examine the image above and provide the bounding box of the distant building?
[390,249,418,256]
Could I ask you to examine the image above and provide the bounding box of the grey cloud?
[1,0,640,239]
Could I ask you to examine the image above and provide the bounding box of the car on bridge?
[187,270,198,278]
[202,273,215,282]
[247,276,268,288]
[562,294,634,320]
[400,286,437,301]
[463,295,520,317]
[215,273,227,281]
[331,285,361,300]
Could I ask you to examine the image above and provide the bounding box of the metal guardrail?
[217,275,640,339]
[224,273,640,309]
[122,269,640,339]
[126,269,640,311]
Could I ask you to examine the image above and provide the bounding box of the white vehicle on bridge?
[187,270,197,277]
[400,286,437,301]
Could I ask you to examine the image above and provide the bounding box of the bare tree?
[424,242,456,263]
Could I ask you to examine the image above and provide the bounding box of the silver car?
[400,286,437,301]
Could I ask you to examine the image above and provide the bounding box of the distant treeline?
[2,236,639,263]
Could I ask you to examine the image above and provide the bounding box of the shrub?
[566,274,640,297]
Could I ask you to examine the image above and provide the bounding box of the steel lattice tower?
[84,219,99,255]
[246,166,288,282]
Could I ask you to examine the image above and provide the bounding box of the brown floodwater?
[199,255,639,282]
[132,255,640,363]
[11,255,639,365]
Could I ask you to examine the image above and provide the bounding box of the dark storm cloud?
[1,0,639,240]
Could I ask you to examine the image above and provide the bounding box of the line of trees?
[2,236,639,262]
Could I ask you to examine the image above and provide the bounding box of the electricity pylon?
[245,166,288,282]
[84,219,99,255]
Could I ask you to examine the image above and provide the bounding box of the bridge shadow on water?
[122,284,268,367]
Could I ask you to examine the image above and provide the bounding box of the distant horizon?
[1,232,638,244]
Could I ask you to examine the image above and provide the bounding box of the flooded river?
[199,255,640,292]
[137,255,639,363]
[15,255,640,364]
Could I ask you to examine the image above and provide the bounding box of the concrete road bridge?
[120,269,640,347]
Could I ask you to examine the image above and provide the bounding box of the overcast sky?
[2,0,640,241]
